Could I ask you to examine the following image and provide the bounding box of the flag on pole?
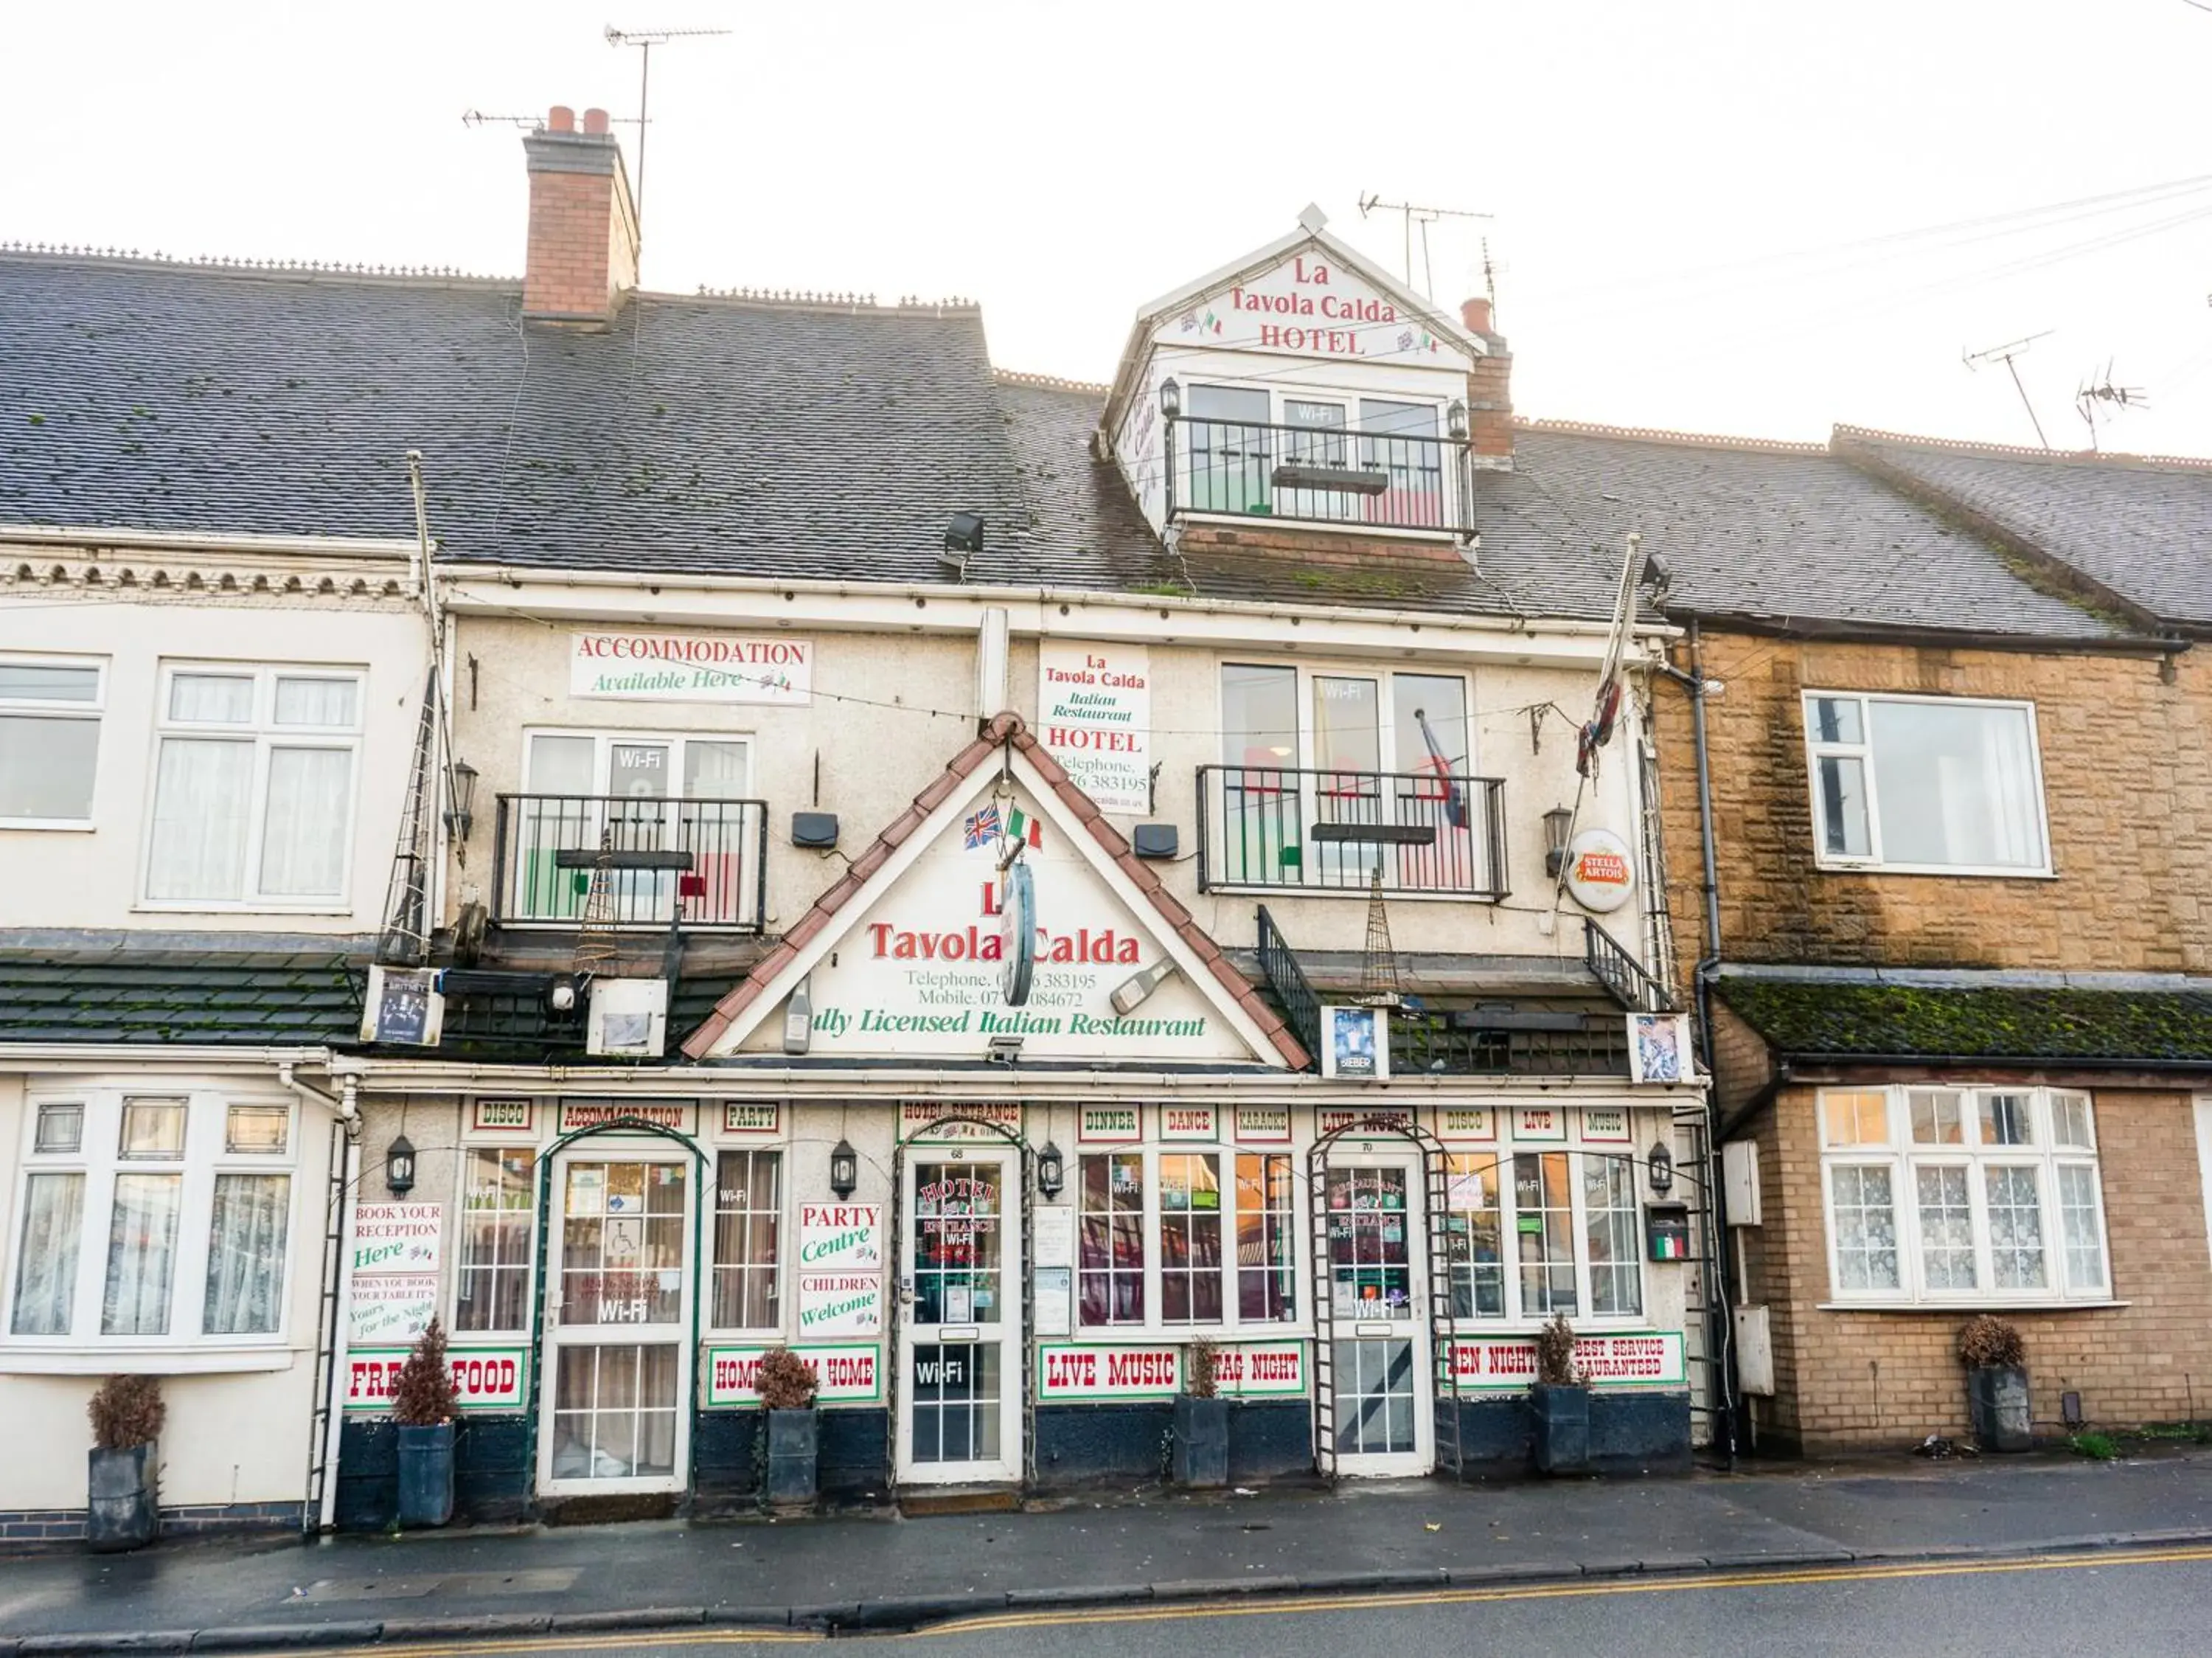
[964,805,1002,848]
[1413,710,1469,830]
[1004,805,1043,850]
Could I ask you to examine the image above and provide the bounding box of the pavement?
[4,1448,2212,1652]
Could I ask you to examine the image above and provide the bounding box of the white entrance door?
[538,1151,693,1496]
[1323,1154,1434,1476]
[896,1148,1023,1484]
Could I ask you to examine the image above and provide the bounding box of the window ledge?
[133,901,355,916]
[1809,861,2058,881]
[1816,1300,2127,1314]
[0,1345,299,1376]
[0,819,97,833]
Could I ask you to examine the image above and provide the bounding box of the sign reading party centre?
[732,780,1259,1063]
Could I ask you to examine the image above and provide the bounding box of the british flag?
[963,805,1002,848]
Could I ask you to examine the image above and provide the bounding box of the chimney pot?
[582,107,611,136]
[1461,296,1494,336]
[522,105,639,325]
[547,105,576,133]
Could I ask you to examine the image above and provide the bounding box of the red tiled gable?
[679,712,1309,1068]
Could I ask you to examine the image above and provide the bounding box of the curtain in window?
[147,738,252,900]
[203,1173,290,1335]
[170,673,254,722]
[2058,1165,2107,1292]
[259,747,351,896]
[11,1172,83,1335]
[273,678,358,726]
[102,1173,182,1335]
[0,715,99,819]
[1979,710,2039,867]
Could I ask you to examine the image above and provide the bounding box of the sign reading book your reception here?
[347,1203,442,1346]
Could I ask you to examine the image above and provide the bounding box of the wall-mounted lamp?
[1648,1141,1674,1197]
[1037,1140,1065,1199]
[1447,398,1469,441]
[782,977,813,1056]
[829,1137,859,1201]
[1543,805,1575,878]
[1159,376,1182,418]
[444,760,479,844]
[386,1134,417,1199]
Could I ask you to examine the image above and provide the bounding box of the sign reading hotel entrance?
[1037,642,1150,814]
[569,629,813,706]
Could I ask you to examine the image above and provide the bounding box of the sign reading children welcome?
[569,629,813,707]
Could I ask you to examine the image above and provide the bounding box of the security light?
[783,977,813,1056]
[829,1137,859,1200]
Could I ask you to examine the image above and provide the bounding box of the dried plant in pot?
[1959,1315,2031,1453]
[1173,1339,1228,1488]
[757,1347,820,1508]
[392,1317,459,1527]
[1529,1313,1592,1475]
[86,1375,166,1552]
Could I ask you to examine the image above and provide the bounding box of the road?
[291,1544,2212,1657]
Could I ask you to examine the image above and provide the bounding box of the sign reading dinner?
[745,785,1253,1062]
[569,628,813,707]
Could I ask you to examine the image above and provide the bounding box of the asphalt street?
[279,1546,2212,1658]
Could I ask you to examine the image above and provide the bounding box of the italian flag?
[1005,806,1043,850]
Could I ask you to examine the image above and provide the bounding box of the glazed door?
[896,1149,1023,1484]
[538,1153,694,1496]
[1324,1155,1433,1476]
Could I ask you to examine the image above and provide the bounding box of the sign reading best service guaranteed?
[570,629,813,707]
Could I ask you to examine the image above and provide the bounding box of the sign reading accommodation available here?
[1037,642,1150,814]
[796,1204,884,1338]
[569,629,813,706]
[706,1344,881,1405]
[1451,1331,1686,1390]
[348,1203,442,1346]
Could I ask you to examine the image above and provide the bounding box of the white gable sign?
[1161,249,1469,368]
[740,782,1258,1063]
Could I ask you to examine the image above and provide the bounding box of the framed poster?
[1629,1013,1694,1084]
[1321,1005,1389,1080]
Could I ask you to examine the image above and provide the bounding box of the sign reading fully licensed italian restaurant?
[569,629,813,707]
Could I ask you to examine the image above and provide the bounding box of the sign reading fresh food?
[344,1347,527,1413]
[1037,642,1150,815]
[796,1204,884,1337]
[569,630,813,706]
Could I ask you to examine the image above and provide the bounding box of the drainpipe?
[282,1066,361,1534]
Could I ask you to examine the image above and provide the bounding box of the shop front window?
[711,1149,782,1329]
[456,1148,536,1333]
[1079,1153,1146,1326]
[1236,1153,1296,1322]
[1158,1154,1224,1322]
[1444,1145,1646,1324]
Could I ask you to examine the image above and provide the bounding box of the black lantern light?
[1037,1140,1065,1199]
[829,1137,859,1201]
[1160,376,1182,418]
[444,760,479,844]
[1543,804,1576,878]
[386,1134,417,1199]
[1648,1140,1674,1197]
[1447,398,1470,441]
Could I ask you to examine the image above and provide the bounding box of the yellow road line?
[301,1628,818,1657]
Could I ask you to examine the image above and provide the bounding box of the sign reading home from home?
[740,783,1255,1063]
[568,629,813,707]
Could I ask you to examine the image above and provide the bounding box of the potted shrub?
[86,1374,165,1552]
[1529,1312,1592,1475]
[1172,1339,1229,1488]
[392,1317,459,1527]
[1961,1314,2031,1453]
[758,1347,819,1508]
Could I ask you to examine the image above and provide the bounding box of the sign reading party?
[796,1204,884,1337]
[569,629,813,707]
[1159,249,1471,367]
[1037,642,1150,814]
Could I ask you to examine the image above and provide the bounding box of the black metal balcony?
[1164,414,1475,539]
[490,793,770,932]
[1197,766,1507,898]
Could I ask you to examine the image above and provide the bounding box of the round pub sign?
[1564,828,1636,912]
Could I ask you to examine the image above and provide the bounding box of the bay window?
[10,1089,299,1348]
[0,656,104,826]
[145,664,363,906]
[1803,692,2048,874]
[1818,1086,2110,1305]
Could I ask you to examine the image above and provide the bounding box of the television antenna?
[462,109,644,130]
[1356,194,1494,298]
[2075,359,2148,453]
[1963,330,2055,450]
[605,24,731,226]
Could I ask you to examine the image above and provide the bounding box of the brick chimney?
[522,105,639,326]
[1460,296,1513,468]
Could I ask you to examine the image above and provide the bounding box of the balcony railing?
[1164,414,1475,539]
[490,793,770,932]
[1197,766,1508,899]
[1391,1010,1632,1078]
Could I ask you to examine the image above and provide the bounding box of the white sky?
[12,1,2212,456]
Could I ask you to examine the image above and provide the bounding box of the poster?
[1034,1267,1073,1336]
[1321,1005,1388,1079]
[1033,1205,1075,1270]
[1037,642,1150,814]
[1630,1013,1694,1084]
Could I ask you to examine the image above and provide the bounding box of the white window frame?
[139,662,366,912]
[1076,1144,1305,1337]
[1816,1086,2113,1308]
[1219,662,1477,780]
[0,652,107,830]
[4,1085,301,1364]
[451,1145,539,1337]
[521,727,757,799]
[705,1142,787,1338]
[1801,690,2052,878]
[1441,1145,1649,1331]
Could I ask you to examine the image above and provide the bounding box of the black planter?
[86,1442,159,1553]
[765,1409,818,1507]
[1530,1383,1592,1474]
[1968,1364,2031,1452]
[396,1422,455,1527]
[1172,1395,1229,1488]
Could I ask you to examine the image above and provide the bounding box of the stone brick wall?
[1654,634,2212,979]
[1740,1085,2212,1452]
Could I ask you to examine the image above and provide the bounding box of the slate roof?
[1718,974,2212,1068]
[1834,426,2212,634]
[0,948,364,1047]
[1502,421,2135,643]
